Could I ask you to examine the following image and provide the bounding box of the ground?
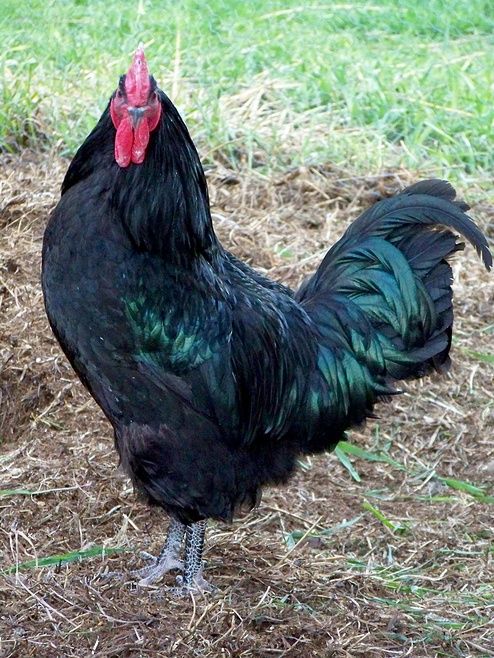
[0,152,493,657]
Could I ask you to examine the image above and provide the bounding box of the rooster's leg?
[173,520,214,594]
[130,517,185,586]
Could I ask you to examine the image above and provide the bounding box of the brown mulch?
[0,151,493,658]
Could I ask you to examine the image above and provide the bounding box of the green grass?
[334,439,494,504]
[1,0,493,181]
[0,485,79,497]
[461,348,494,364]
[2,545,127,574]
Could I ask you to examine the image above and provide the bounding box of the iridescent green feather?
[124,294,220,373]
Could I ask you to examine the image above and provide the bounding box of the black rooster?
[42,48,491,593]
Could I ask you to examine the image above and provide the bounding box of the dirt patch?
[0,152,493,657]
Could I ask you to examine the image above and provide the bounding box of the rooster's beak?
[128,107,145,129]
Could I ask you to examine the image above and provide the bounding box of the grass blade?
[461,349,494,364]
[362,501,408,534]
[0,486,79,498]
[437,476,494,502]
[284,514,363,548]
[335,445,361,481]
[337,441,405,471]
[438,476,485,496]
[0,488,40,497]
[2,546,127,574]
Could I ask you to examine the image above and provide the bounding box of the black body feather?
[42,89,491,524]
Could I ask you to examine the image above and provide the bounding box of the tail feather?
[401,179,470,211]
[317,179,492,273]
[397,229,460,272]
[297,179,491,433]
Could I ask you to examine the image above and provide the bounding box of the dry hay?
[0,151,493,658]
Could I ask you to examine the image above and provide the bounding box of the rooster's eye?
[116,90,123,99]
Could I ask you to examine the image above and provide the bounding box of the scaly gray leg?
[173,520,214,595]
[131,517,185,586]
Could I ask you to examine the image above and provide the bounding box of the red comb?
[125,46,151,106]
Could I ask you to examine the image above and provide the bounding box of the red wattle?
[115,116,133,168]
[131,119,150,165]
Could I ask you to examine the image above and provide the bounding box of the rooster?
[42,47,492,594]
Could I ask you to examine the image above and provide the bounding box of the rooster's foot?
[171,570,217,596]
[132,553,183,586]
[101,517,186,585]
[101,551,183,584]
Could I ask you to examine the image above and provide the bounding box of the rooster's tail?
[296,179,491,431]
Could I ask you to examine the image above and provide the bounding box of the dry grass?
[0,151,493,658]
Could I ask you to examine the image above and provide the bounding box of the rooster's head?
[110,46,162,168]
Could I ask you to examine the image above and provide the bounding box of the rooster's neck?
[112,97,221,266]
[62,94,221,268]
